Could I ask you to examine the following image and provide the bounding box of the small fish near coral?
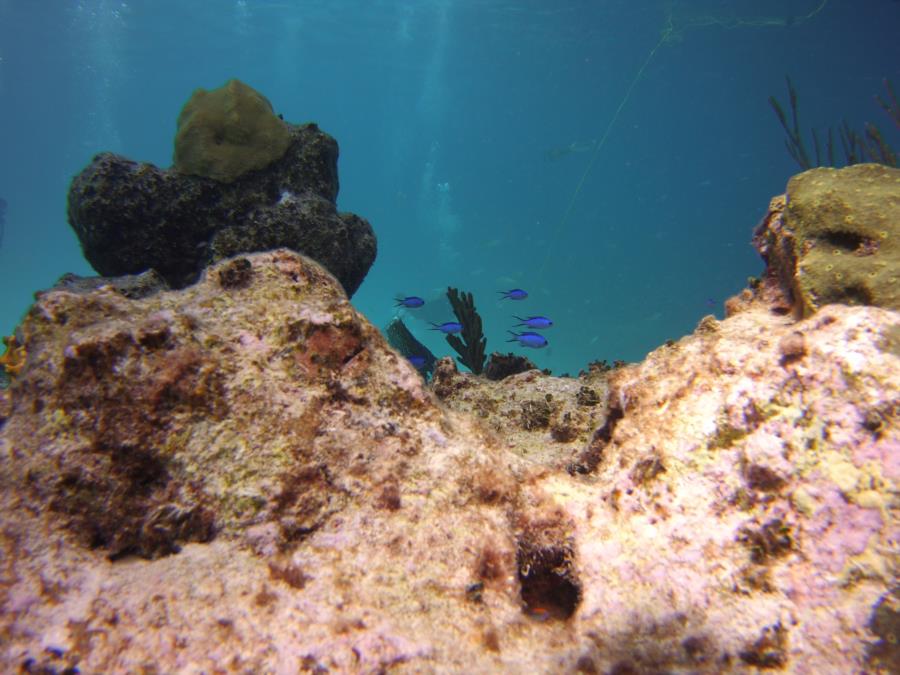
[430,321,464,334]
[407,355,428,369]
[507,331,548,348]
[384,317,438,380]
[395,296,425,308]
[513,315,553,329]
[498,288,528,300]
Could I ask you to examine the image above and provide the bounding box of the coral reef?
[67,93,375,297]
[1,178,898,671]
[445,287,487,375]
[50,269,170,299]
[173,79,292,183]
[753,163,900,318]
[430,355,608,466]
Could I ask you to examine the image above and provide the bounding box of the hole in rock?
[517,543,582,621]
[817,229,867,252]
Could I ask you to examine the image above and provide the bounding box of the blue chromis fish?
[430,321,463,334]
[513,315,553,329]
[507,331,548,348]
[498,288,528,300]
[395,296,425,308]
[408,355,427,368]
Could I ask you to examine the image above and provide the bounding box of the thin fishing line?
[536,0,829,282]
[537,25,672,281]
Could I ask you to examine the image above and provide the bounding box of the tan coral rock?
[754,164,900,318]
[431,356,610,468]
[1,250,897,673]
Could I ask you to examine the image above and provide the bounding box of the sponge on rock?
[174,79,291,183]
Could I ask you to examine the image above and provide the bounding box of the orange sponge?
[0,334,26,376]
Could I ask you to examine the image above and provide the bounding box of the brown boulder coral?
[753,163,900,317]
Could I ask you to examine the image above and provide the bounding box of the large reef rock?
[1,242,898,673]
[754,163,900,318]
[67,85,375,297]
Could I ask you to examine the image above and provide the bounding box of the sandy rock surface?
[1,249,897,673]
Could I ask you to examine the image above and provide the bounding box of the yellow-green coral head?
[173,79,291,183]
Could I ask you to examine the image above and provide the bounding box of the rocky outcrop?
[50,269,170,299]
[753,163,900,317]
[67,95,376,297]
[1,245,897,673]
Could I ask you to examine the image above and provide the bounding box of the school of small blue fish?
[396,288,552,371]
[507,331,549,349]
[430,321,463,334]
[395,296,425,308]
[513,315,553,329]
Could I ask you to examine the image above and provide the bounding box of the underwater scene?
[0,0,893,374]
[1,1,899,673]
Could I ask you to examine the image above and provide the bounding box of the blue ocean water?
[0,0,897,376]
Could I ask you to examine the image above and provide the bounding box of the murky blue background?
[1,0,897,375]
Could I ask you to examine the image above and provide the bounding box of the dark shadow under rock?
[484,352,538,381]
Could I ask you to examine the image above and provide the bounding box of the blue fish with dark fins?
[408,355,427,369]
[395,296,425,308]
[513,315,553,329]
[430,321,463,334]
[507,331,548,348]
[498,288,528,300]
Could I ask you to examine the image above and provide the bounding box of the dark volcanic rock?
[67,123,376,297]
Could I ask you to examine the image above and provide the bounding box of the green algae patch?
[785,163,900,316]
[708,420,749,450]
[174,79,291,183]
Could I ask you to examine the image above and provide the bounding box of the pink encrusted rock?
[0,247,897,673]
[583,301,898,671]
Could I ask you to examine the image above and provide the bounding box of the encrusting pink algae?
[0,166,898,673]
